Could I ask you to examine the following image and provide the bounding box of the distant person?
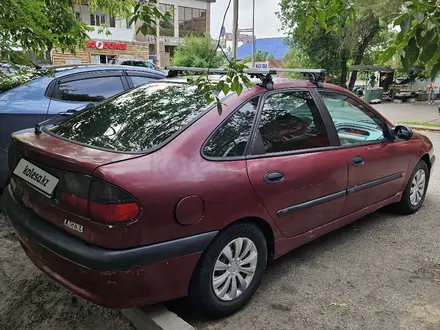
[427,81,437,105]
[369,74,376,89]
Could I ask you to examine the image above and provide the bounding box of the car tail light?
[88,179,140,223]
[59,172,139,223]
[60,172,91,217]
[89,201,140,223]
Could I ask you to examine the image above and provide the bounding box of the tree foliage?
[381,1,440,79]
[281,0,440,82]
[0,0,171,74]
[279,0,404,89]
[243,50,273,64]
[170,34,225,68]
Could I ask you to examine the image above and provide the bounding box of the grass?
[399,121,440,128]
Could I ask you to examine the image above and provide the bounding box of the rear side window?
[56,76,125,102]
[252,91,329,155]
[49,83,208,152]
[203,97,259,158]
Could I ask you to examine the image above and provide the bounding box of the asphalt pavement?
[1,103,440,330]
[169,131,440,330]
[373,102,440,125]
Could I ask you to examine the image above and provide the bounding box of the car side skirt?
[273,192,402,259]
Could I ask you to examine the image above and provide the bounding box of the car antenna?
[165,67,327,89]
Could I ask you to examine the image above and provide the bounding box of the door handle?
[264,171,285,184]
[352,156,365,166]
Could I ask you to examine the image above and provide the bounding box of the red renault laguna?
[1,68,435,317]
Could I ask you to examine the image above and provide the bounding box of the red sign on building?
[87,41,127,50]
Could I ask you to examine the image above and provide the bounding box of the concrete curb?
[122,305,194,330]
[406,125,440,133]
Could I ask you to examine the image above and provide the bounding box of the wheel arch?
[189,216,276,291]
[421,153,432,172]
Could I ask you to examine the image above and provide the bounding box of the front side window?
[253,91,329,155]
[204,97,259,158]
[56,76,124,102]
[319,91,387,146]
[49,83,209,152]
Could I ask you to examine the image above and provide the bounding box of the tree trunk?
[348,24,381,91]
[340,56,348,89]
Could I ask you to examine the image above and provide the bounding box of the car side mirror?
[394,125,413,140]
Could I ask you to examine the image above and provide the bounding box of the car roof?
[39,64,166,77]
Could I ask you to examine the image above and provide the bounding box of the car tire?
[394,160,430,214]
[190,222,267,318]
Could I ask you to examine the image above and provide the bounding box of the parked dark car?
[0,64,166,191]
[1,76,435,318]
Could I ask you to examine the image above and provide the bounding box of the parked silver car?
[110,58,163,72]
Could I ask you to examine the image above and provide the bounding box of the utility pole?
[251,0,255,67]
[232,0,239,59]
[156,10,161,67]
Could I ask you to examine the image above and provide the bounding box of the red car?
[1,70,435,317]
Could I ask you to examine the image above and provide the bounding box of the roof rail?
[165,66,327,89]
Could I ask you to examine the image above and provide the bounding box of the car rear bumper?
[1,186,217,308]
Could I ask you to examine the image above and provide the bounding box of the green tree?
[243,50,273,63]
[170,34,224,68]
[281,0,440,81]
[0,0,171,75]
[279,0,403,89]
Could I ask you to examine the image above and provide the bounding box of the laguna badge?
[64,220,84,233]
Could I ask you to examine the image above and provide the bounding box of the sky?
[210,0,285,39]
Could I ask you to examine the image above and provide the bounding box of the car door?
[317,90,409,216]
[46,71,128,116]
[246,89,349,238]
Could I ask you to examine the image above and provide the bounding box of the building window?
[90,13,107,26]
[110,16,116,28]
[159,3,174,37]
[75,11,81,20]
[179,6,207,37]
[90,13,99,26]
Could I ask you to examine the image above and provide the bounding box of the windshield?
[49,83,208,152]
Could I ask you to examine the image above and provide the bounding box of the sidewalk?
[373,101,440,125]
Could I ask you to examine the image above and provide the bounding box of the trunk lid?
[9,129,141,249]
[11,130,138,175]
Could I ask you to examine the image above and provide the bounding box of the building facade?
[51,0,214,67]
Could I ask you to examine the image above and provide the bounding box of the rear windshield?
[49,83,208,152]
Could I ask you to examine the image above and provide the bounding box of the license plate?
[13,159,59,196]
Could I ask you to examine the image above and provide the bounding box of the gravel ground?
[169,131,440,329]
[0,212,134,330]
